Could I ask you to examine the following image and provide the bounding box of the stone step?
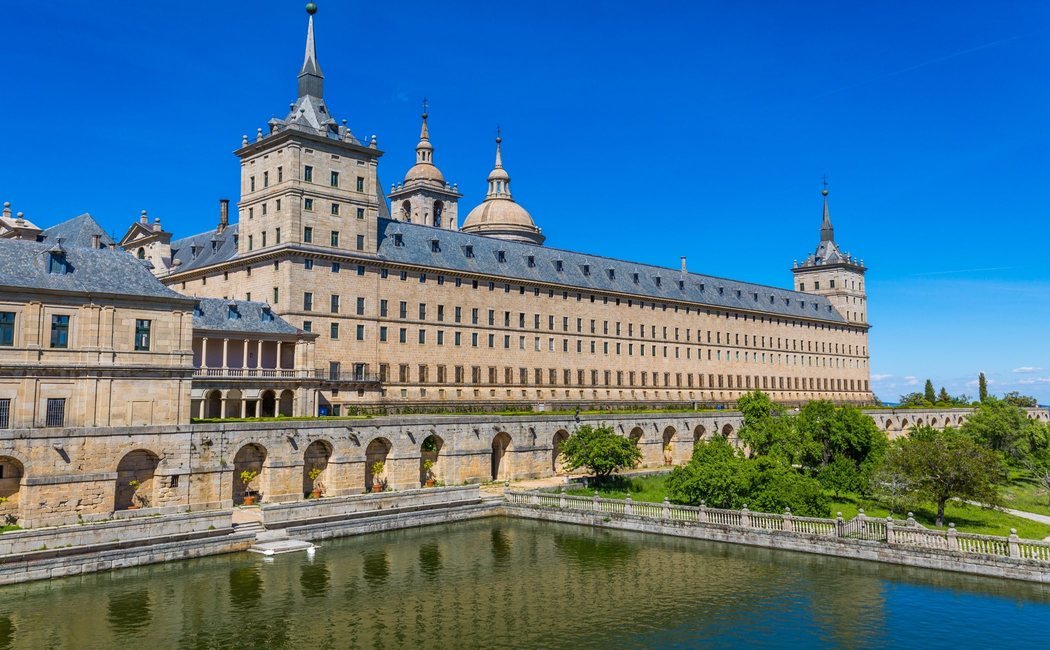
[254,529,290,543]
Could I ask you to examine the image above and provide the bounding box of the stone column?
[257,340,264,369]
[201,337,209,369]
[242,339,249,371]
[222,338,229,371]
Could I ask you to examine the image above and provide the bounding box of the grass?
[0,524,21,534]
[191,415,374,424]
[999,472,1050,518]
[565,474,1050,540]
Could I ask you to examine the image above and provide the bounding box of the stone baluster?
[662,497,670,520]
[947,523,959,551]
[624,495,633,516]
[783,507,793,532]
[559,488,566,509]
[741,505,750,528]
[1009,528,1021,559]
[698,500,708,523]
[593,491,600,512]
[907,512,916,528]
[885,516,895,544]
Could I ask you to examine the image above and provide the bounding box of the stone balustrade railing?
[505,490,1050,563]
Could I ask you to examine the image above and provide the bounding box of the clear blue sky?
[2,1,1048,404]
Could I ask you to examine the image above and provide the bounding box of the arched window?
[401,201,412,222]
[434,201,444,228]
[137,248,146,260]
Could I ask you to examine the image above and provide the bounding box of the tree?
[1002,391,1038,408]
[881,427,1003,526]
[960,398,1043,463]
[559,424,642,480]
[978,372,988,402]
[666,437,750,509]
[898,392,930,408]
[1022,424,1050,506]
[795,401,887,494]
[924,380,936,404]
[736,391,803,462]
[937,387,951,405]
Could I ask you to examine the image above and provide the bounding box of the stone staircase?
[232,520,266,539]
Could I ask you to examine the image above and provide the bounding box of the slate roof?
[40,214,115,249]
[192,297,306,336]
[168,224,240,274]
[0,238,191,302]
[375,219,847,323]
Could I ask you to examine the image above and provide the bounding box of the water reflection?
[362,550,389,588]
[106,589,152,636]
[1,519,1050,649]
[418,542,442,578]
[228,566,262,610]
[299,558,330,599]
[0,615,13,650]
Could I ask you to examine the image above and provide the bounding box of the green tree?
[978,372,988,402]
[882,427,1003,526]
[1002,391,1038,408]
[796,401,887,494]
[960,398,1043,462]
[898,392,930,408]
[666,438,749,509]
[937,387,951,405]
[736,391,803,462]
[1022,423,1050,506]
[924,380,936,404]
[559,424,642,480]
[746,457,830,517]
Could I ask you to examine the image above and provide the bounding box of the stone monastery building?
[0,4,871,427]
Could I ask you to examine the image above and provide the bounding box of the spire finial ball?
[305,2,317,15]
[821,188,829,196]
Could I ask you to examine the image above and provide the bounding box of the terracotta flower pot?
[425,479,435,488]
[371,484,382,493]
[311,489,322,499]
[243,495,256,506]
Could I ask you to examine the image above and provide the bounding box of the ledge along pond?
[1,518,1049,649]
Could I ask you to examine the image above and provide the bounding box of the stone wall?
[0,407,1043,529]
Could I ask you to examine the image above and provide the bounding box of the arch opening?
[491,432,512,481]
[420,434,444,486]
[233,443,267,505]
[115,449,160,511]
[303,440,332,498]
[365,438,392,492]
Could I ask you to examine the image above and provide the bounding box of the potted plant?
[423,459,436,487]
[240,469,260,506]
[127,479,150,509]
[308,467,324,498]
[370,461,385,493]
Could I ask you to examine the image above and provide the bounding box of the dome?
[487,167,510,182]
[461,198,544,245]
[404,162,445,184]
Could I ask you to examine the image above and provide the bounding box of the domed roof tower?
[388,101,461,230]
[461,131,544,245]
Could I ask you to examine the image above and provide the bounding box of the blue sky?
[2,1,1048,404]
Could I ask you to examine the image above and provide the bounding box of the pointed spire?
[820,177,834,242]
[486,127,511,198]
[298,3,324,99]
[419,98,430,141]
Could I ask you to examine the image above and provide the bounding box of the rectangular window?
[357,207,365,220]
[304,292,313,311]
[331,262,340,273]
[277,166,283,183]
[50,315,69,349]
[379,326,388,342]
[331,231,339,246]
[331,203,340,216]
[134,319,151,351]
[275,227,281,244]
[0,398,9,429]
[330,170,339,187]
[304,198,314,211]
[356,297,365,315]
[330,322,339,339]
[45,398,65,427]
[303,226,313,243]
[356,235,365,251]
[304,165,313,182]
[0,312,14,346]
[331,295,340,313]
[356,176,365,192]
[273,287,279,304]
[356,324,365,341]
[303,320,312,332]
[380,299,388,317]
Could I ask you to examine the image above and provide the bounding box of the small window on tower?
[830,280,836,288]
[814,281,820,290]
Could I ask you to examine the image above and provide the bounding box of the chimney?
[680,256,687,273]
[140,209,148,224]
[153,217,162,232]
[218,199,229,233]
[91,234,101,249]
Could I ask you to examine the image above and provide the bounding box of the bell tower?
[388,102,461,229]
[232,2,383,256]
[792,183,868,325]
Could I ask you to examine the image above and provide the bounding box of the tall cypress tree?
[924,379,936,404]
[978,372,988,402]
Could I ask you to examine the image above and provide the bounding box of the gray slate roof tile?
[192,297,305,336]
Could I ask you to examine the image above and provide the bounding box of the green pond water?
[0,518,1048,649]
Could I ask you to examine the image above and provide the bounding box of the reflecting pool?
[1,519,1048,648]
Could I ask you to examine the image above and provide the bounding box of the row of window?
[0,397,65,428]
[247,167,366,193]
[373,364,869,393]
[245,197,367,222]
[0,313,151,351]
